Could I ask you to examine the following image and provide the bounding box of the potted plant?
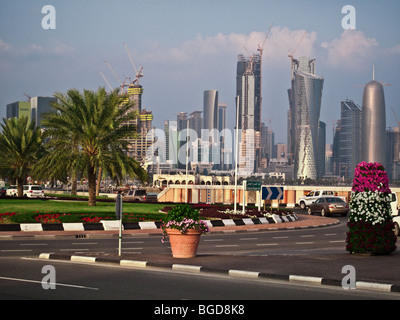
[346,162,397,255]
[162,203,209,258]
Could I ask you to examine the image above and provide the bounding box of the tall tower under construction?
[361,79,386,165]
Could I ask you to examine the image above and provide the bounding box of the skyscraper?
[236,54,262,173]
[339,99,362,178]
[287,57,324,180]
[203,90,218,131]
[361,80,387,166]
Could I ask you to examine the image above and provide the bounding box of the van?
[391,193,399,216]
[23,185,45,198]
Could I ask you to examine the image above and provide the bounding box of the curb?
[38,252,400,294]
[0,214,299,232]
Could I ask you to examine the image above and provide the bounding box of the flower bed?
[346,162,397,255]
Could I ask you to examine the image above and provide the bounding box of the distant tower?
[361,79,386,165]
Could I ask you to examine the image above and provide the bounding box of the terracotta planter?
[166,228,202,258]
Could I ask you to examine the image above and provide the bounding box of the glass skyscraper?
[288,57,324,180]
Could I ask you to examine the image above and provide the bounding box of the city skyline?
[0,0,399,145]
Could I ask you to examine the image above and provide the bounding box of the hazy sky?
[1,0,399,143]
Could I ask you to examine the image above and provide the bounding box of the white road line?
[300,235,314,238]
[1,250,32,252]
[295,242,315,245]
[325,233,337,236]
[72,242,98,245]
[204,239,223,242]
[123,241,145,244]
[256,243,278,246]
[239,238,258,241]
[329,240,345,243]
[20,243,48,246]
[0,276,98,290]
[60,249,90,251]
[273,236,288,239]
[215,245,238,248]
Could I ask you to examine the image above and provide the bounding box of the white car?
[23,185,45,198]
[6,185,18,197]
[298,190,336,210]
[394,216,400,237]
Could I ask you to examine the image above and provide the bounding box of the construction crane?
[392,107,400,127]
[24,93,31,102]
[288,31,307,79]
[257,22,273,58]
[100,72,113,92]
[123,42,143,85]
[105,61,128,93]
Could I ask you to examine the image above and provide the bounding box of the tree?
[0,117,44,196]
[37,87,148,206]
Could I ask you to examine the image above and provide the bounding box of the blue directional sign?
[262,186,284,200]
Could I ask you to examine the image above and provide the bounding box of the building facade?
[287,57,324,180]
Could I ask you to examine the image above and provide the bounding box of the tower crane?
[123,42,143,85]
[100,72,113,92]
[105,61,128,93]
[288,31,307,79]
[392,107,400,127]
[257,22,273,58]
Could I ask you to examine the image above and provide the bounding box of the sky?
[0,0,399,144]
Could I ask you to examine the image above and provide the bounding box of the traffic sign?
[262,186,284,200]
[246,181,261,191]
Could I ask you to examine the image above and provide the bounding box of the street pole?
[116,191,123,256]
[185,119,189,203]
[242,180,246,214]
[234,96,239,213]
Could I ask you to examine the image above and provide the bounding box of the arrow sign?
[262,186,284,200]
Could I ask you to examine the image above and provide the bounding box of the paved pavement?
[2,215,400,293]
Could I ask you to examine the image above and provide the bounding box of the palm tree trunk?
[71,170,77,195]
[17,177,24,197]
[88,165,97,206]
[96,167,102,197]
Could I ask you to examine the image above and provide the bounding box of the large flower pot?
[166,228,202,258]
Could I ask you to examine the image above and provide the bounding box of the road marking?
[20,243,48,246]
[273,236,288,239]
[60,249,89,251]
[215,245,238,248]
[256,243,278,246]
[295,242,315,245]
[123,241,144,244]
[1,250,32,252]
[300,235,314,238]
[0,276,98,290]
[239,238,258,241]
[72,242,98,245]
[329,240,345,243]
[325,233,337,236]
[204,239,223,242]
[123,248,143,250]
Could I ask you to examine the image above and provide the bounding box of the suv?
[124,189,147,202]
[6,185,18,197]
[298,190,335,210]
[23,185,44,198]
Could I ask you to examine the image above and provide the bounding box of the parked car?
[298,190,336,210]
[307,197,349,217]
[390,193,399,216]
[6,185,18,197]
[123,189,147,202]
[23,185,45,198]
[393,215,400,237]
[0,187,6,197]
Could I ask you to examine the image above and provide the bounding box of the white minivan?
[23,185,44,198]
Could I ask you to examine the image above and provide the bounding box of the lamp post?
[234,96,239,212]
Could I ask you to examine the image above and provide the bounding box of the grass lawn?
[0,198,168,224]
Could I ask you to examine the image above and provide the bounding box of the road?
[0,213,399,301]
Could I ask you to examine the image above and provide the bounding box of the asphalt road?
[1,214,399,301]
[0,255,398,301]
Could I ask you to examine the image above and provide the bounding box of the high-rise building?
[287,57,324,180]
[339,99,362,178]
[6,101,31,122]
[30,96,57,127]
[236,54,262,173]
[387,127,400,181]
[361,80,386,166]
[203,90,218,131]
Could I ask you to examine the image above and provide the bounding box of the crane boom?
[123,42,138,74]
[105,61,122,85]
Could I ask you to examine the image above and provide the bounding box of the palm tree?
[0,117,44,197]
[37,87,148,206]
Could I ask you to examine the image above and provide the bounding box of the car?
[298,190,336,210]
[307,196,349,217]
[123,189,147,202]
[393,215,400,237]
[23,185,45,198]
[6,185,18,197]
